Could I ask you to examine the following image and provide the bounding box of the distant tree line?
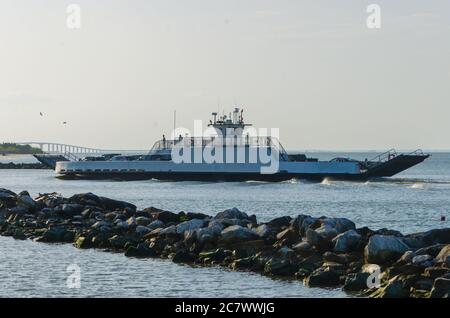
[0,143,43,155]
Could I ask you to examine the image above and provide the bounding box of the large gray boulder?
[365,235,409,264]
[189,220,224,245]
[69,193,137,212]
[0,188,16,198]
[136,216,151,226]
[406,228,450,246]
[92,220,112,230]
[176,219,205,234]
[304,217,356,251]
[412,254,434,267]
[216,218,251,227]
[415,244,446,257]
[315,224,338,241]
[214,208,249,220]
[297,216,317,236]
[267,216,292,228]
[195,229,217,245]
[370,277,410,298]
[305,228,332,251]
[147,220,164,231]
[304,267,341,287]
[292,241,314,256]
[219,225,258,244]
[321,217,356,234]
[208,220,225,233]
[114,219,129,230]
[254,224,271,239]
[61,203,85,216]
[264,257,298,276]
[136,225,152,236]
[0,189,17,208]
[145,209,179,223]
[16,191,37,212]
[333,229,362,253]
[343,272,371,291]
[158,225,177,236]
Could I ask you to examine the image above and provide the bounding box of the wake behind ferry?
[52,109,429,182]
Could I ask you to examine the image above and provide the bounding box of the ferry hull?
[364,154,429,177]
[55,153,429,182]
[56,171,369,182]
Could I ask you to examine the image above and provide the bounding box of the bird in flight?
[39,112,43,116]
[63,121,67,125]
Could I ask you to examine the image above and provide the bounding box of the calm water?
[1,152,449,297]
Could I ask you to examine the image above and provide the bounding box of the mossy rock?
[74,236,91,249]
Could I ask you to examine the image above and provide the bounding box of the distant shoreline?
[0,162,49,170]
[0,143,43,156]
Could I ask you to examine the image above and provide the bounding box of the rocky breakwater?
[1,188,449,298]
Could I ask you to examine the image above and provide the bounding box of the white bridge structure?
[16,142,104,155]
[15,142,146,157]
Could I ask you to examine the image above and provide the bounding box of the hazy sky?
[1,0,449,150]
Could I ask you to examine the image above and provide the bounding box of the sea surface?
[0,152,449,298]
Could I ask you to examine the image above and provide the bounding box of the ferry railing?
[369,149,397,163]
[63,151,82,162]
[407,149,425,156]
[148,137,289,157]
[366,148,427,167]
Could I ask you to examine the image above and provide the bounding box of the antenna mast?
[173,110,177,134]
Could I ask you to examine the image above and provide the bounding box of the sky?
[0,0,449,151]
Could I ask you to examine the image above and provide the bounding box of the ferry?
[54,109,429,181]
